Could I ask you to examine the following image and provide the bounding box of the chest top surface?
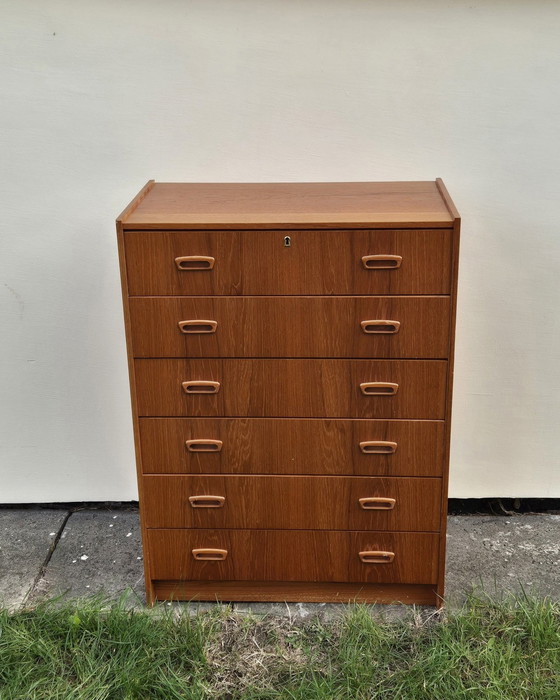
[118,180,458,230]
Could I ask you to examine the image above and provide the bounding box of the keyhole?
[284,236,291,247]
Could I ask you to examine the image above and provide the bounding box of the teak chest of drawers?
[117,180,460,607]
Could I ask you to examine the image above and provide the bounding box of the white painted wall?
[1,0,559,502]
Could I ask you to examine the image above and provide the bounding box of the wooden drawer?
[139,418,445,476]
[118,180,461,606]
[134,359,447,419]
[124,229,452,296]
[142,475,441,531]
[147,529,440,584]
[129,296,451,359]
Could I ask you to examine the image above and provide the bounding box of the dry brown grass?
[205,613,323,697]
[1,594,558,699]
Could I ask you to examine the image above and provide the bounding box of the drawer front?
[147,529,439,584]
[129,296,451,359]
[124,229,452,296]
[134,359,447,419]
[142,475,442,531]
[139,418,445,476]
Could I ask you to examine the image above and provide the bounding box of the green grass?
[0,594,558,699]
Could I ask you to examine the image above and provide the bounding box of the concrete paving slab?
[8,509,559,615]
[30,510,145,604]
[232,600,417,622]
[234,601,335,619]
[445,514,560,604]
[0,508,68,609]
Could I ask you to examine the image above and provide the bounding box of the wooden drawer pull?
[192,548,228,561]
[359,550,395,564]
[178,319,218,334]
[185,439,223,453]
[359,497,396,510]
[359,440,398,455]
[182,380,220,394]
[188,495,225,508]
[175,255,215,271]
[360,382,398,396]
[362,254,402,270]
[361,320,400,334]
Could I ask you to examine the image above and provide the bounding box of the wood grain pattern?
[152,581,439,605]
[436,178,461,222]
[152,580,438,604]
[129,296,451,359]
[134,359,447,419]
[436,183,461,604]
[147,529,440,584]
[117,180,460,607]
[138,418,445,476]
[141,475,441,531]
[116,212,156,603]
[124,228,452,295]
[120,182,453,229]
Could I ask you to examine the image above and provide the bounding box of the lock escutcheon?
[284,235,291,247]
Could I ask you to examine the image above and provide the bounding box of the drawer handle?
[361,320,400,334]
[178,319,218,334]
[182,380,220,394]
[192,548,228,561]
[360,382,398,396]
[188,495,225,508]
[185,439,223,453]
[359,550,395,564]
[359,440,398,455]
[362,254,402,270]
[359,497,396,510]
[175,255,215,271]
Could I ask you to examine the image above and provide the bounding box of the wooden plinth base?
[152,580,439,606]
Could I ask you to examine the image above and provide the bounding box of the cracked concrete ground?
[0,509,68,609]
[1,509,558,616]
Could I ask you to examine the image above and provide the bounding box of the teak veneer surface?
[138,418,445,476]
[147,529,440,584]
[116,179,460,607]
[129,296,451,359]
[142,475,441,531]
[152,580,438,605]
[124,228,452,295]
[134,359,448,419]
[119,182,454,229]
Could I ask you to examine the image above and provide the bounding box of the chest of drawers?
[117,180,460,607]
